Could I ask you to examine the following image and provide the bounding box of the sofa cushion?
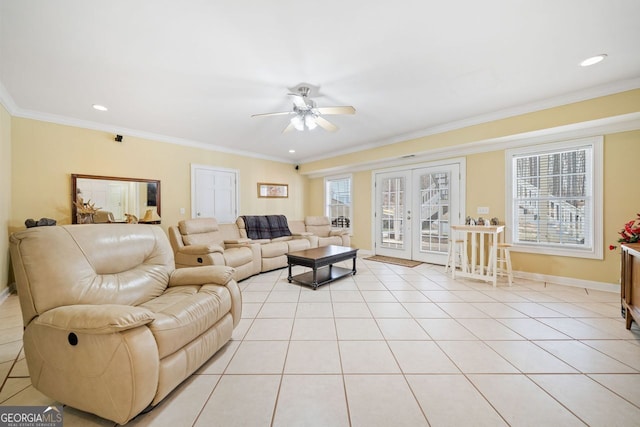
[178,218,219,235]
[240,215,292,240]
[305,216,332,237]
[318,236,343,246]
[260,241,289,258]
[287,238,311,252]
[223,247,255,268]
[140,285,232,358]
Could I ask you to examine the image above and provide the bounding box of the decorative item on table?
[125,213,138,224]
[25,218,57,228]
[477,217,486,226]
[74,197,100,224]
[141,208,161,223]
[490,217,499,226]
[465,216,475,225]
[609,213,640,251]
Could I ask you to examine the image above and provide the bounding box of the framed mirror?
[72,174,161,224]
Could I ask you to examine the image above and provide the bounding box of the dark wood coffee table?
[287,245,358,290]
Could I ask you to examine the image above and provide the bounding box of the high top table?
[450,225,504,287]
[287,245,358,290]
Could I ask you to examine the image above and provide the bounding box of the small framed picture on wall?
[257,183,288,198]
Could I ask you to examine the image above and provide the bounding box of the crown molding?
[0,81,18,115]
[299,77,640,164]
[2,76,639,166]
[11,107,292,164]
[303,112,640,178]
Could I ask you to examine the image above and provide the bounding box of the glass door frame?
[371,158,466,264]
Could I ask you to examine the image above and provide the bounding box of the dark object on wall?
[115,134,123,142]
[25,218,57,228]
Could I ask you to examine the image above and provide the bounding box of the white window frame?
[324,174,353,231]
[505,136,603,260]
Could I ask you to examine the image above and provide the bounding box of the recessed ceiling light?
[92,104,108,111]
[580,54,607,67]
[289,149,295,153]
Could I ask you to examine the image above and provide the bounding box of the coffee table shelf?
[287,245,358,290]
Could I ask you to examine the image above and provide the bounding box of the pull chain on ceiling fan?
[252,86,355,133]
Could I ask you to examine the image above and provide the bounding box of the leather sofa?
[305,216,351,247]
[9,224,241,425]
[236,215,313,272]
[169,217,260,281]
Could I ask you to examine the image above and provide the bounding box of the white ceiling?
[1,1,639,163]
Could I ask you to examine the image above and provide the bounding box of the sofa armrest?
[177,243,224,255]
[329,229,348,236]
[292,232,313,237]
[169,265,235,287]
[35,304,155,334]
[247,238,271,244]
[224,238,252,245]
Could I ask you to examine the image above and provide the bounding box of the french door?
[191,165,239,223]
[374,161,463,264]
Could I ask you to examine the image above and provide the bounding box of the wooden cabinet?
[621,243,640,329]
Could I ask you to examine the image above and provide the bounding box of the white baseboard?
[357,252,618,293]
[0,284,14,305]
[513,270,619,293]
[357,249,374,257]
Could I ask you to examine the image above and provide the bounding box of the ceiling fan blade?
[314,116,338,132]
[315,106,355,115]
[282,122,295,133]
[251,111,293,118]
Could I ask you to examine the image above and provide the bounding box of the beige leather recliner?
[168,217,260,281]
[9,224,242,425]
[304,216,351,247]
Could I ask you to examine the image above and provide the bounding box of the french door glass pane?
[419,172,450,253]
[381,177,405,249]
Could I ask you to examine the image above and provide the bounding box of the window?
[325,175,352,229]
[505,137,603,259]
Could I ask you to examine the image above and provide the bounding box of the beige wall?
[1,104,11,293]
[306,90,640,286]
[5,89,640,289]
[300,89,640,174]
[9,118,307,236]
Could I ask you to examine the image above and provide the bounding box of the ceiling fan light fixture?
[290,115,304,131]
[304,114,317,130]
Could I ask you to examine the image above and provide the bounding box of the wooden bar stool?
[491,242,513,286]
[445,238,468,274]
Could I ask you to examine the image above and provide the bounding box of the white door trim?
[190,164,240,221]
[371,157,466,258]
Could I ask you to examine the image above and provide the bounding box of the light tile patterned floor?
[1,258,640,426]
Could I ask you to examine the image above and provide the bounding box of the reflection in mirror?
[71,174,161,224]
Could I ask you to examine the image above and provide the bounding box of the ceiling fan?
[252,86,355,133]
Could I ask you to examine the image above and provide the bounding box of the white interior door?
[374,161,463,264]
[191,165,239,223]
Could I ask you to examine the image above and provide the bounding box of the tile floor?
[1,258,640,426]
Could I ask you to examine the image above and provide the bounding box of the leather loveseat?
[236,215,313,272]
[9,224,241,424]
